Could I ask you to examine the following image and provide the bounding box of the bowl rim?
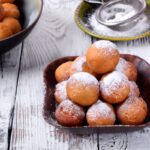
[43,54,150,132]
[74,2,150,41]
[0,0,43,42]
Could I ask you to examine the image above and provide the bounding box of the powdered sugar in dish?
[88,8,150,37]
[68,72,99,87]
[101,3,136,23]
[100,71,129,95]
[55,81,68,101]
[94,40,118,51]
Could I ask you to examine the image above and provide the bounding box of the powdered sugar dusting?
[58,100,85,118]
[55,81,68,101]
[115,58,128,72]
[129,81,140,97]
[87,100,116,121]
[100,71,129,95]
[88,9,150,37]
[71,56,86,72]
[101,3,136,23]
[94,40,118,52]
[68,72,99,87]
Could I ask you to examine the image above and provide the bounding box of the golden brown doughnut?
[67,72,99,106]
[55,61,73,83]
[116,96,148,125]
[129,81,140,97]
[69,56,97,77]
[115,58,137,81]
[3,17,21,34]
[0,23,12,40]
[2,3,20,19]
[54,81,68,104]
[86,40,120,74]
[86,100,116,126]
[55,100,85,126]
[0,0,14,3]
[100,71,130,104]
[0,4,4,21]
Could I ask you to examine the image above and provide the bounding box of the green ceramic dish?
[74,2,150,41]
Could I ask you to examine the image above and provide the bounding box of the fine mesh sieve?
[84,0,146,27]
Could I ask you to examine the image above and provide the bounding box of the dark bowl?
[43,54,150,134]
[0,0,43,55]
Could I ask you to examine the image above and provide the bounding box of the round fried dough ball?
[67,72,99,106]
[0,0,14,3]
[116,96,148,125]
[55,61,73,82]
[86,40,120,74]
[86,100,116,126]
[0,4,4,21]
[115,58,137,81]
[129,81,140,97]
[0,23,12,40]
[69,56,97,77]
[3,17,21,34]
[54,81,68,104]
[55,100,85,126]
[100,71,130,104]
[2,3,20,19]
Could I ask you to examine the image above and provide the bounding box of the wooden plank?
[10,0,98,149]
[0,45,22,150]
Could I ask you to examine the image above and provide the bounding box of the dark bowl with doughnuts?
[0,0,43,55]
[43,54,150,134]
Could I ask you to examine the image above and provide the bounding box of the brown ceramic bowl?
[43,54,150,134]
[0,0,43,55]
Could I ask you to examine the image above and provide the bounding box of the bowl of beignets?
[43,40,150,134]
[0,0,43,54]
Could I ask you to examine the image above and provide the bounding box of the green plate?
[74,2,150,41]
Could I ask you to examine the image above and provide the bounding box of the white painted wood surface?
[0,0,149,149]
[0,45,22,150]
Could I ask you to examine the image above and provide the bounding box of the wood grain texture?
[0,45,22,150]
[8,0,150,149]
[9,0,97,149]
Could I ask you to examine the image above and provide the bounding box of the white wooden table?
[0,0,150,149]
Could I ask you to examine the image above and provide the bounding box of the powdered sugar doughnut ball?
[86,40,120,74]
[100,71,130,104]
[116,96,148,125]
[55,100,85,126]
[2,3,20,19]
[55,61,73,82]
[86,100,116,126]
[115,58,137,81]
[129,81,140,97]
[54,81,68,104]
[69,56,97,76]
[67,72,99,106]
[0,4,4,21]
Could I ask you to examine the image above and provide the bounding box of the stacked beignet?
[53,40,148,127]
